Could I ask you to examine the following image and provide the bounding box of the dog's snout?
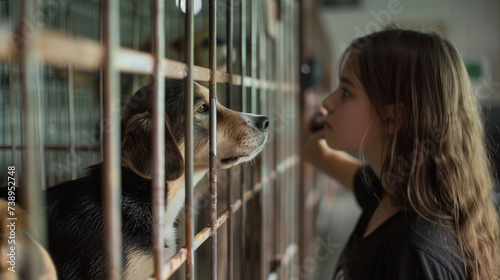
[256,116,270,131]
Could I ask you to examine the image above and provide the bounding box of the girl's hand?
[302,108,330,166]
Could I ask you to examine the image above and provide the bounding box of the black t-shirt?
[333,167,466,280]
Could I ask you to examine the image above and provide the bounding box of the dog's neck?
[164,170,207,226]
[162,170,207,258]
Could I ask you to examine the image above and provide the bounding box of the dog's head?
[121,79,269,180]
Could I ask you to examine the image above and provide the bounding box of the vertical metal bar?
[226,0,234,279]
[278,1,285,277]
[185,0,195,278]
[19,0,47,278]
[293,2,297,251]
[259,2,269,276]
[102,0,122,278]
[47,65,55,186]
[291,1,297,272]
[240,0,247,109]
[269,34,281,272]
[297,0,305,271]
[99,5,104,163]
[292,2,299,271]
[35,62,46,190]
[284,3,291,277]
[209,0,218,279]
[240,0,247,279]
[68,65,76,180]
[87,83,94,167]
[1,66,5,171]
[67,0,77,180]
[152,0,166,278]
[250,1,258,278]
[288,3,294,274]
[284,2,290,276]
[132,0,140,91]
[35,51,47,253]
[8,57,17,179]
[250,0,257,113]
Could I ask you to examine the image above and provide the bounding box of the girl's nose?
[322,90,337,113]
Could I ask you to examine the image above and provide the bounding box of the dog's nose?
[256,116,270,131]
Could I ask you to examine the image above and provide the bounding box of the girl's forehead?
[340,59,364,89]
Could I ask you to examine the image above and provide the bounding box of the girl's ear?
[382,103,406,134]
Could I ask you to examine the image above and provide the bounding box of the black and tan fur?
[44,79,269,279]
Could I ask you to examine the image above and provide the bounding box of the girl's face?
[322,61,384,155]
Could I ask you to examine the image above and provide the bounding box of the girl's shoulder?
[384,212,466,279]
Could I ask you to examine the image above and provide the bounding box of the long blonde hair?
[343,28,500,279]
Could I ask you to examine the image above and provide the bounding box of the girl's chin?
[325,139,356,154]
[324,138,338,149]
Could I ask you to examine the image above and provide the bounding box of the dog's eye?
[197,104,209,113]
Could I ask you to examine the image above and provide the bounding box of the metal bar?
[287,3,294,275]
[8,57,17,180]
[249,0,258,277]
[87,75,94,167]
[259,0,270,276]
[226,0,234,279]
[284,3,292,277]
[102,0,122,278]
[267,34,277,278]
[156,155,299,278]
[0,145,100,151]
[271,29,279,277]
[191,170,271,249]
[240,0,247,278]
[99,1,105,165]
[283,3,289,277]
[184,0,195,278]
[19,0,47,279]
[1,66,4,172]
[67,0,77,180]
[250,0,258,113]
[276,5,285,277]
[132,0,140,91]
[67,65,77,180]
[160,248,188,280]
[292,1,298,273]
[208,0,218,279]
[152,0,166,278]
[282,3,289,277]
[293,2,298,270]
[35,60,47,191]
[0,29,284,87]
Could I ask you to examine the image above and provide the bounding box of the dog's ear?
[121,113,184,181]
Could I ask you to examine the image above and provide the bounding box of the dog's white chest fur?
[163,171,207,259]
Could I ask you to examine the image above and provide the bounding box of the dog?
[44,79,269,279]
[0,199,58,280]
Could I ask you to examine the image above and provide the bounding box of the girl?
[303,27,500,279]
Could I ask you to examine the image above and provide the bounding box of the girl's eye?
[342,89,351,98]
[197,104,209,113]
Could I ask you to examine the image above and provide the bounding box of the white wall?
[319,0,500,104]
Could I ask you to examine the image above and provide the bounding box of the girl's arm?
[302,128,361,192]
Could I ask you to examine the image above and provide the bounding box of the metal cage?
[0,0,303,279]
